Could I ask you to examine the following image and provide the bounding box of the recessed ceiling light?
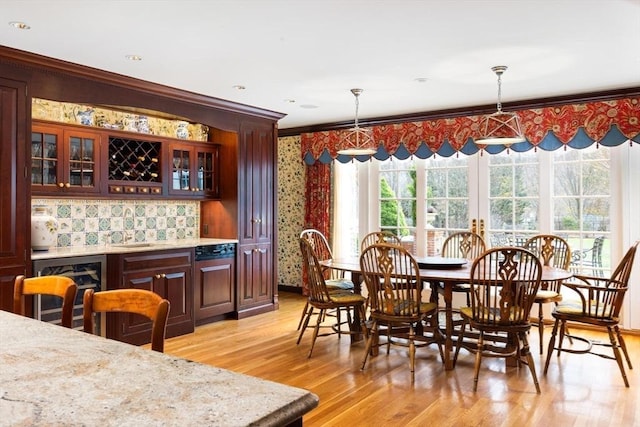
[299,104,318,109]
[414,77,429,83]
[8,21,30,30]
[125,54,143,61]
[284,99,296,103]
[232,85,246,90]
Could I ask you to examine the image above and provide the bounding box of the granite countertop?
[0,310,318,426]
[31,237,238,260]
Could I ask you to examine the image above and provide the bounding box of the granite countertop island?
[0,311,318,426]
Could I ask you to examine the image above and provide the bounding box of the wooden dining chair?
[523,234,572,354]
[434,231,486,307]
[360,231,402,252]
[297,237,367,358]
[13,275,78,328]
[83,289,170,352]
[543,240,638,387]
[298,229,354,331]
[453,247,543,393]
[360,243,443,382]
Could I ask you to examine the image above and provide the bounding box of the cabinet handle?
[58,183,64,188]
[65,182,70,188]
[155,274,161,279]
[161,273,166,278]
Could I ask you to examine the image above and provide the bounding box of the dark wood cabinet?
[168,141,220,198]
[237,243,273,318]
[31,122,102,196]
[0,78,29,312]
[236,122,276,318]
[107,249,194,346]
[194,256,236,324]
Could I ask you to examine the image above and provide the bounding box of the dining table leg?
[349,272,364,343]
[441,281,455,371]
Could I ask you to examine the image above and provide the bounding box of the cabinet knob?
[65,182,71,188]
[161,273,166,278]
[58,182,64,188]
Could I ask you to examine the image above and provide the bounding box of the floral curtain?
[301,161,331,295]
[301,98,640,164]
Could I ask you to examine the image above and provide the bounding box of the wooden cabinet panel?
[107,249,194,346]
[0,78,28,311]
[194,257,236,324]
[237,242,273,318]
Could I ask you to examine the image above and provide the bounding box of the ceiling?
[2,0,639,130]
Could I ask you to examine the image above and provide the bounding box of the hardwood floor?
[164,292,640,426]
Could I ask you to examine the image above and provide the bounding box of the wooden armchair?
[13,275,78,328]
[544,240,638,387]
[524,234,572,354]
[453,247,543,393]
[83,289,170,352]
[298,229,354,332]
[570,236,605,277]
[360,243,443,382]
[434,231,486,306]
[297,238,367,358]
[360,231,402,252]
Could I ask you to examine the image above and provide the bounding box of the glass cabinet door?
[31,127,60,192]
[171,148,191,192]
[67,132,96,189]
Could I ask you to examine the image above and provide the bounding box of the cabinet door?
[237,243,272,315]
[0,78,28,311]
[117,269,156,344]
[32,123,102,195]
[168,145,193,196]
[64,128,101,194]
[195,144,220,199]
[154,265,194,337]
[194,257,235,323]
[31,124,63,194]
[238,125,273,244]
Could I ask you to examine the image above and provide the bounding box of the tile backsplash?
[32,199,199,248]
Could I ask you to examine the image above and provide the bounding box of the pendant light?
[476,66,525,146]
[337,88,377,156]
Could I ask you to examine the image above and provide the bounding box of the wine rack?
[108,136,161,182]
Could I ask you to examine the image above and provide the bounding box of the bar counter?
[0,310,318,426]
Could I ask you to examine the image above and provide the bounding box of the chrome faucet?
[123,207,134,244]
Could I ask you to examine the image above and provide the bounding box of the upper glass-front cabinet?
[32,123,101,195]
[168,142,219,198]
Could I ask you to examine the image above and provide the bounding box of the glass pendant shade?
[337,89,377,155]
[476,65,525,146]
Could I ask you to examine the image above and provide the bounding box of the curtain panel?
[301,98,640,164]
[301,162,331,295]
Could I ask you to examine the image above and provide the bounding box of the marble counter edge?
[31,238,239,260]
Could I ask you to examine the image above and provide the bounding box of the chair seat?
[553,300,614,319]
[328,291,366,305]
[534,290,562,303]
[326,278,355,291]
[460,305,526,323]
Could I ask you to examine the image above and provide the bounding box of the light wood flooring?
[164,292,640,426]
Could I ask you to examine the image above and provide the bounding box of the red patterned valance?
[301,98,640,164]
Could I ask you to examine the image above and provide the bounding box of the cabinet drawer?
[121,250,193,272]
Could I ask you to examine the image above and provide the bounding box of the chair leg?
[296,306,314,345]
[607,326,630,387]
[538,302,545,355]
[361,320,378,370]
[308,309,325,358]
[453,319,467,367]
[409,324,416,383]
[296,300,310,331]
[614,325,633,369]
[520,331,541,393]
[472,331,484,392]
[543,318,560,374]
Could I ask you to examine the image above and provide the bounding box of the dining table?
[0,310,318,426]
[320,256,572,370]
